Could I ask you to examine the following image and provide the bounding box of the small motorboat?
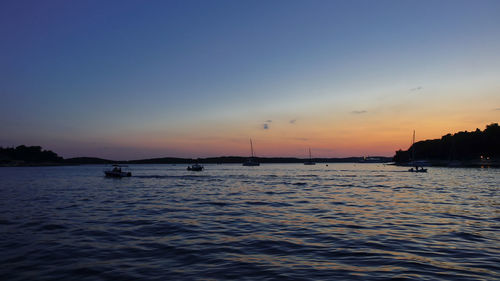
[187,164,204,171]
[104,165,132,177]
[408,167,427,173]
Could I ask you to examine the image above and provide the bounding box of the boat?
[243,139,260,166]
[304,148,316,165]
[104,165,132,177]
[408,130,428,173]
[408,167,427,173]
[359,156,386,163]
[187,163,204,171]
[243,158,260,166]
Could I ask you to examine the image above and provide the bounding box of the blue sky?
[1,0,499,159]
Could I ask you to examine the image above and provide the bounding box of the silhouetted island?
[0,145,64,166]
[394,123,499,167]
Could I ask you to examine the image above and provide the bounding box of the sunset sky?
[1,0,499,160]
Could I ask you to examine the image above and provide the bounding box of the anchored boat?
[304,148,316,165]
[243,139,260,166]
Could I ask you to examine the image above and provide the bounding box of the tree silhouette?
[0,145,63,164]
[394,123,499,163]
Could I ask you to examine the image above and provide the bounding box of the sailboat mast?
[250,139,254,158]
[412,130,416,161]
[309,148,312,160]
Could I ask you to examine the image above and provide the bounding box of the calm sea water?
[0,164,498,280]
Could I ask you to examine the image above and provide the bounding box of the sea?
[0,164,498,280]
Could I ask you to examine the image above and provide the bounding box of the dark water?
[1,164,498,280]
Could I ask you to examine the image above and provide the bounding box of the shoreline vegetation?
[0,148,392,166]
[1,123,498,167]
[394,123,499,168]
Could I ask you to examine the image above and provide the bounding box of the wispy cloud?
[351,110,367,114]
[290,119,297,124]
[410,86,423,92]
[261,119,272,130]
[494,108,500,111]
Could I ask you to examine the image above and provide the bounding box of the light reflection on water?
[0,164,498,280]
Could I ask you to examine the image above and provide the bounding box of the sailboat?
[243,139,260,166]
[408,130,427,172]
[304,148,315,165]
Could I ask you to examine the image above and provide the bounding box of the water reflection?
[0,164,498,280]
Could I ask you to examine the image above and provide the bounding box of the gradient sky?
[1,0,499,160]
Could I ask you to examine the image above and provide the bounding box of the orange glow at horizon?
[51,83,499,160]
[99,116,498,159]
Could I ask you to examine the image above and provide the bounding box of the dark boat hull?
[187,166,203,171]
[408,168,427,173]
[104,171,132,177]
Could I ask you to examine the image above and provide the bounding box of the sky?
[1,0,499,160]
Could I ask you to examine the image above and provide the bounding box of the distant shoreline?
[2,158,498,168]
[0,163,76,167]
[393,161,500,168]
[1,156,392,167]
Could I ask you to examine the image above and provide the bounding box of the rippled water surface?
[1,164,499,280]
